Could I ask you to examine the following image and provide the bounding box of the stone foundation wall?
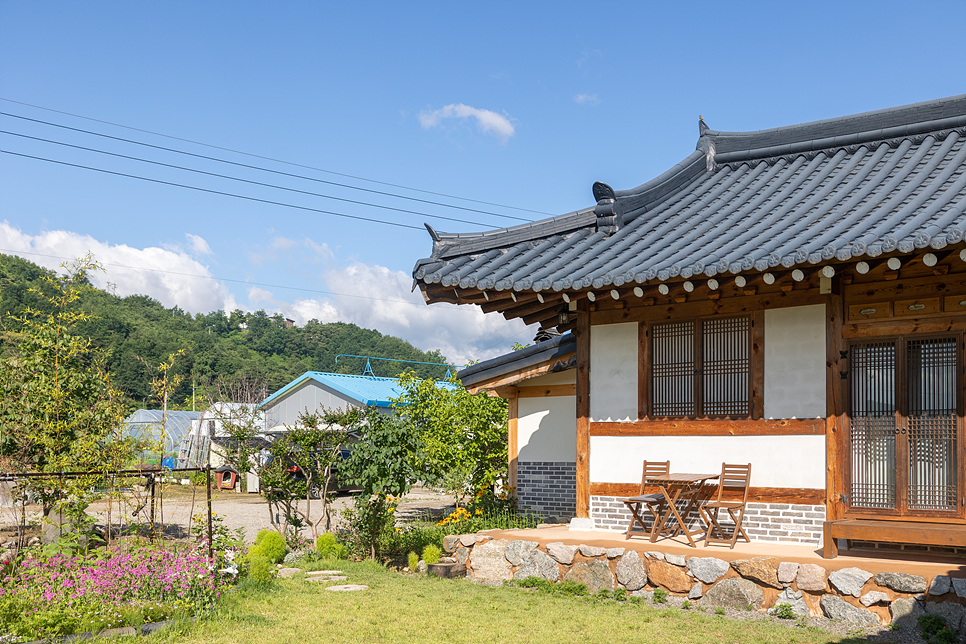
[590,496,826,545]
[444,532,966,629]
[516,461,576,520]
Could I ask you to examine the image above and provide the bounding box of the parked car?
[266,448,357,497]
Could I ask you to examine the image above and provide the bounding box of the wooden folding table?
[646,472,719,547]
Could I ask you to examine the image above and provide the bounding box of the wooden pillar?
[575,300,591,518]
[825,292,846,521]
[751,310,765,419]
[637,321,649,420]
[507,390,519,496]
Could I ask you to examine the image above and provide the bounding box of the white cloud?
[186,233,212,256]
[287,262,535,365]
[574,93,600,105]
[0,221,233,314]
[419,103,515,142]
[0,222,536,365]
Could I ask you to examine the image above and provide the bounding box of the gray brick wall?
[516,461,576,520]
[590,496,826,545]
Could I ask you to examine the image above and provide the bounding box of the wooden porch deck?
[483,525,966,579]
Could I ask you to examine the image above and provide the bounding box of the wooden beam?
[508,393,518,497]
[575,300,591,519]
[590,289,826,325]
[637,321,648,421]
[502,295,560,320]
[589,418,825,436]
[517,384,576,397]
[481,292,536,314]
[589,482,824,505]
[521,305,562,326]
[843,316,966,338]
[825,292,846,522]
[751,310,764,420]
[464,353,577,393]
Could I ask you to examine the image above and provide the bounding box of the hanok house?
[413,95,966,558]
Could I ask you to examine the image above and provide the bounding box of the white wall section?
[518,396,576,463]
[519,370,576,387]
[263,380,358,429]
[588,435,825,489]
[764,304,826,419]
[590,322,638,422]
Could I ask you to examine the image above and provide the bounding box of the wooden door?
[846,334,964,519]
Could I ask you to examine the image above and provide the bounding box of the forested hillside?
[0,254,450,408]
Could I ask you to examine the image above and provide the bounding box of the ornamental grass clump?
[421,544,441,566]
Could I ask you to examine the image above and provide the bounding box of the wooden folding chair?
[700,463,752,548]
[621,460,670,540]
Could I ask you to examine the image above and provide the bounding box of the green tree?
[392,372,508,504]
[0,255,140,515]
[343,409,421,559]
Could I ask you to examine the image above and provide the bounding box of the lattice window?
[651,316,751,417]
[849,342,897,509]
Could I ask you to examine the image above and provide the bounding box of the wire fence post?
[206,464,213,563]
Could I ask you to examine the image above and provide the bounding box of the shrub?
[652,588,668,604]
[407,551,420,571]
[316,533,348,560]
[247,555,275,586]
[772,602,796,620]
[250,529,287,564]
[715,607,726,616]
[594,589,612,601]
[613,588,628,602]
[556,580,588,596]
[422,544,442,565]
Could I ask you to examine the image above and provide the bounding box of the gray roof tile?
[414,95,966,295]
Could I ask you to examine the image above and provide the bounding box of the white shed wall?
[518,396,576,463]
[589,322,637,422]
[263,380,359,429]
[764,304,826,419]
[519,370,576,387]
[588,435,825,489]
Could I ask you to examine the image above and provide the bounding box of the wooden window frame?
[644,313,760,421]
[843,331,965,522]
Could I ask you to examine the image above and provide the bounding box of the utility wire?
[1,129,499,229]
[1,112,530,224]
[1,149,424,231]
[0,98,553,217]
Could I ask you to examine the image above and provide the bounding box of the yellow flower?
[475,509,482,515]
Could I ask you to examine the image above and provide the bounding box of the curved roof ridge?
[706,94,966,163]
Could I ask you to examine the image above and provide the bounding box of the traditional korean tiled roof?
[458,332,576,390]
[413,95,966,297]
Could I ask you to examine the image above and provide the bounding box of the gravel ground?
[1,484,456,545]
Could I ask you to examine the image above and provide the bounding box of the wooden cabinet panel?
[894,297,941,317]
[848,302,891,320]
[944,295,966,313]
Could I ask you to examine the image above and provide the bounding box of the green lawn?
[142,561,872,644]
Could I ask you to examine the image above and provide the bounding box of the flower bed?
[0,544,227,640]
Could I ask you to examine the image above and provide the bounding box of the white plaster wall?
[519,370,576,387]
[518,396,576,463]
[764,304,826,419]
[588,435,825,489]
[590,322,637,422]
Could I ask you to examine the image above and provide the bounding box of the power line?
[1,112,531,224]
[1,129,500,229]
[0,97,553,217]
[1,149,424,231]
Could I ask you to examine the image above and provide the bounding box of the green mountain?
[0,254,450,408]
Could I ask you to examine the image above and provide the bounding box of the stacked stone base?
[590,496,826,545]
[444,532,966,630]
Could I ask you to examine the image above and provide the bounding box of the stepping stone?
[306,570,344,576]
[326,584,368,592]
[277,568,302,578]
[308,575,348,582]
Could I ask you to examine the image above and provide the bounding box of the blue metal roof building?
[261,371,455,431]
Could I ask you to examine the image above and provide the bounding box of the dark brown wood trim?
[575,301,591,519]
[588,418,826,436]
[517,384,576,398]
[825,293,846,522]
[842,317,966,338]
[751,310,764,420]
[508,394,518,497]
[464,352,576,393]
[590,482,825,505]
[590,289,826,325]
[638,320,648,421]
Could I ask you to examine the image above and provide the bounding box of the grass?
[140,560,865,644]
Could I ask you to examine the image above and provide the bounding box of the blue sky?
[2,1,964,363]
